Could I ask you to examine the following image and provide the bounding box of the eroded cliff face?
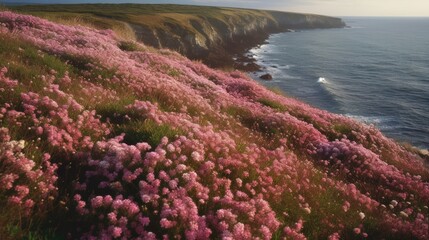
[131,10,345,67]
[13,4,345,68]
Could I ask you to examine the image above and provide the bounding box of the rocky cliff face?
[12,4,345,68]
[131,10,345,67]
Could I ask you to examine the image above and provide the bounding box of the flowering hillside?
[0,12,428,239]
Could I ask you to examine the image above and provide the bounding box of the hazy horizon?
[2,0,429,17]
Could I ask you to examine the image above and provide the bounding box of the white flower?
[303,207,311,214]
[18,140,26,149]
[399,211,409,218]
[191,151,202,162]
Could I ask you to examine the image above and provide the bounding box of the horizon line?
[1,2,429,18]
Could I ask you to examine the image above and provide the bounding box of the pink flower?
[112,227,122,238]
[107,212,117,223]
[168,180,178,189]
[354,228,361,234]
[91,196,103,208]
[191,151,202,162]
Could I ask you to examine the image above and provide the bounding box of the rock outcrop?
[260,73,273,80]
[131,10,345,67]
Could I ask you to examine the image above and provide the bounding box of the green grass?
[118,41,142,52]
[257,98,287,112]
[11,4,274,44]
[13,4,237,17]
[94,96,137,123]
[117,119,185,147]
[224,105,284,145]
[11,4,265,27]
[0,34,74,109]
[0,34,70,81]
[167,68,181,78]
[19,228,62,240]
[10,3,325,34]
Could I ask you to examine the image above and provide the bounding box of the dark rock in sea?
[260,73,273,80]
[234,62,261,72]
[271,65,278,68]
[244,62,261,71]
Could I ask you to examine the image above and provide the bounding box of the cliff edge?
[13,4,345,68]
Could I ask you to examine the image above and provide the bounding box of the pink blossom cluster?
[18,84,110,152]
[0,11,428,239]
[0,127,57,216]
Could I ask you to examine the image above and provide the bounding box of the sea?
[249,17,429,149]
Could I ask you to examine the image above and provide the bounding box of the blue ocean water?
[249,17,429,149]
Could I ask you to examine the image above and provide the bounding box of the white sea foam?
[279,65,292,70]
[345,114,384,124]
[318,77,328,84]
[347,26,366,29]
[344,115,398,129]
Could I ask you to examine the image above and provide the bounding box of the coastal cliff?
[13,4,345,68]
[132,11,345,67]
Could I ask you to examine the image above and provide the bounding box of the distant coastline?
[11,4,345,70]
[1,2,43,6]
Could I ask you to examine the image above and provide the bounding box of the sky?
[4,0,429,17]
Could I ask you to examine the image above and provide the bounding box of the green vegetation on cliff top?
[10,4,345,68]
[11,4,272,39]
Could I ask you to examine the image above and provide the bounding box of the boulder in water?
[260,73,273,80]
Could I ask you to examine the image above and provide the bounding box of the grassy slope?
[11,3,342,37]
[11,4,272,39]
[0,10,428,240]
[11,4,344,69]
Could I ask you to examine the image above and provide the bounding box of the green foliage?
[225,106,281,139]
[333,123,353,136]
[118,41,141,52]
[3,223,62,240]
[11,4,273,44]
[117,119,185,147]
[0,34,70,84]
[0,34,72,107]
[322,123,358,142]
[167,68,181,78]
[267,86,287,96]
[0,5,8,11]
[224,106,254,125]
[257,98,287,111]
[95,96,137,124]
[59,54,93,72]
[12,4,226,18]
